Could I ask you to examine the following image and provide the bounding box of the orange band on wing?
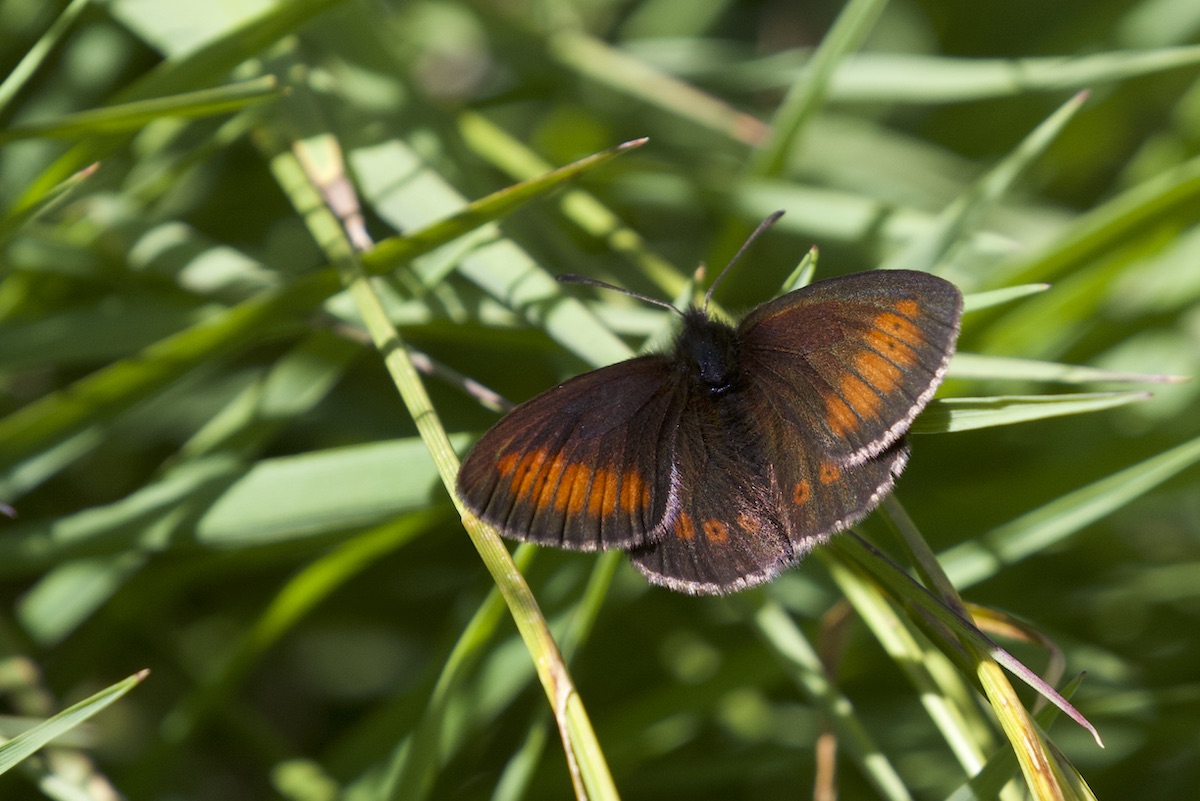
[674,512,696,541]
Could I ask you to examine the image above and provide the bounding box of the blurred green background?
[2,0,1199,799]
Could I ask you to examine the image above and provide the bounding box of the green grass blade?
[749,0,890,177]
[948,353,1186,384]
[943,433,1200,588]
[886,91,1087,275]
[961,283,1051,312]
[268,123,623,799]
[0,163,97,247]
[822,555,995,776]
[827,47,1200,103]
[914,391,1150,434]
[0,77,280,144]
[0,0,93,117]
[0,670,148,775]
[750,599,915,801]
[163,513,439,745]
[990,153,1200,288]
[15,0,344,206]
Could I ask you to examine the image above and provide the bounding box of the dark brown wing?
[738,269,961,551]
[456,356,682,551]
[628,384,795,595]
[739,269,962,465]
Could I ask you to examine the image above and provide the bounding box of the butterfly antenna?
[557,274,683,316]
[703,210,786,310]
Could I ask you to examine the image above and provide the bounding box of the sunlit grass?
[2,1,1199,800]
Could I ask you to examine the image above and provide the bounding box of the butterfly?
[456,213,963,595]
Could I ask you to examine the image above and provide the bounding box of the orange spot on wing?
[875,312,925,351]
[587,469,609,518]
[824,393,860,436]
[895,299,920,318]
[837,372,882,422]
[793,480,811,506]
[511,450,548,499]
[534,453,567,510]
[703,519,729,543]
[854,349,903,394]
[620,470,649,515]
[587,469,619,518]
[819,463,841,485]
[737,512,761,533]
[497,452,520,476]
[863,326,918,367]
[557,463,591,515]
[674,513,696,541]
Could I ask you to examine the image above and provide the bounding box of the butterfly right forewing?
[737,269,961,552]
[739,270,962,465]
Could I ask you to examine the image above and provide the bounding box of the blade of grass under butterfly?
[877,496,1085,800]
[269,129,620,801]
[913,391,1150,434]
[491,550,622,801]
[947,353,1185,384]
[820,553,995,776]
[945,674,1087,801]
[828,534,1102,750]
[750,599,914,801]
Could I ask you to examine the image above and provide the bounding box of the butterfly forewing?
[456,356,681,550]
[739,270,962,464]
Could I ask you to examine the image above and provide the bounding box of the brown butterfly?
[457,214,962,594]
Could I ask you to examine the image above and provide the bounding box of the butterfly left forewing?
[457,356,681,551]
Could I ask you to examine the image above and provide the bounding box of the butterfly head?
[676,307,741,394]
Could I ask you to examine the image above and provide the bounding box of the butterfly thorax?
[675,308,742,394]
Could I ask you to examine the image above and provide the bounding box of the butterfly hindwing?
[760,402,912,554]
[629,385,795,594]
[456,356,681,551]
